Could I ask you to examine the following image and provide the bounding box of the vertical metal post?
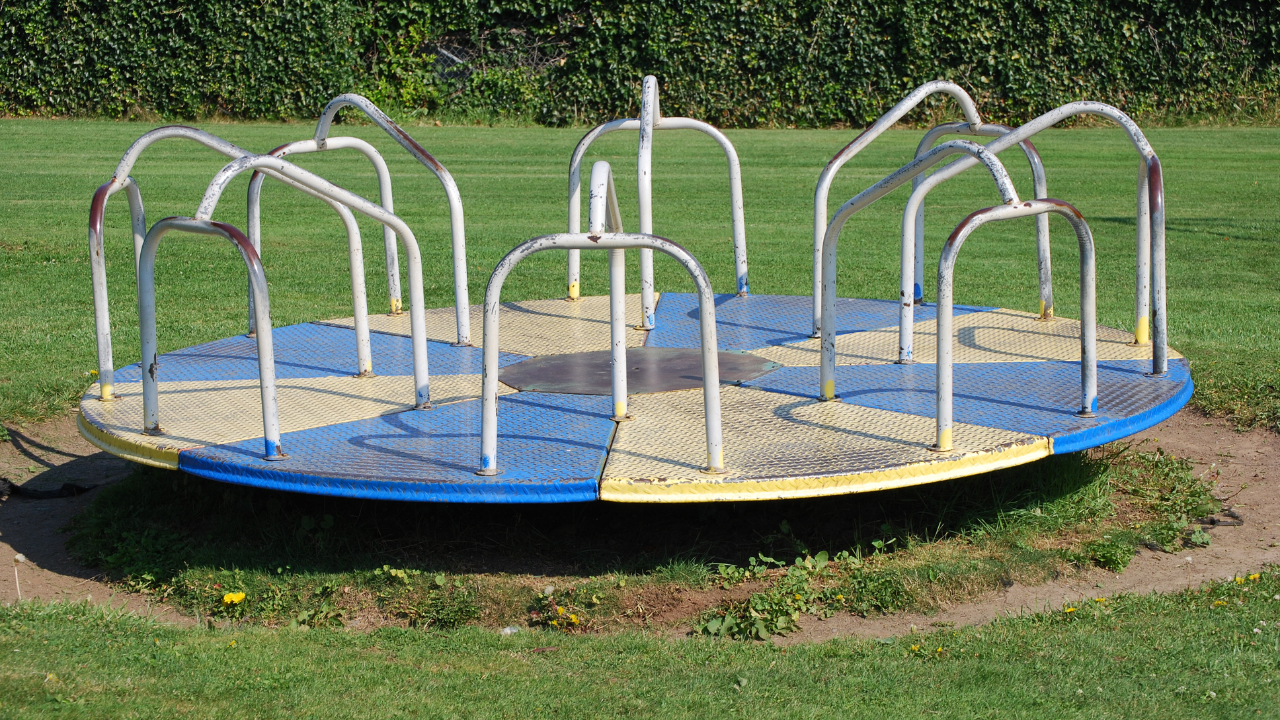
[636,76,658,329]
[1133,160,1152,344]
[589,161,630,421]
[1148,156,1168,375]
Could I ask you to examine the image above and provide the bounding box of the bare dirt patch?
[0,411,190,624]
[2,407,1277,640]
[776,407,1280,644]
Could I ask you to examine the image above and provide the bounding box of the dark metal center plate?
[499,347,780,396]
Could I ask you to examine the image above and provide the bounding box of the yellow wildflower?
[550,620,558,626]
[557,606,565,615]
[1249,573,1261,581]
[1236,577,1246,585]
[1064,607,1076,613]
[1213,600,1228,607]
[222,592,246,606]
[936,647,942,653]
[911,645,920,651]
[835,594,844,601]
[1094,598,1106,603]
[569,614,578,624]
[794,593,802,601]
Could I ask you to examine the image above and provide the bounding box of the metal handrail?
[566,75,748,327]
[196,154,435,409]
[247,136,402,331]
[933,199,1098,451]
[585,162,631,420]
[87,126,366,401]
[908,122,1051,315]
[479,231,724,477]
[137,217,287,461]
[315,94,472,346]
[899,101,1167,373]
[810,81,984,337]
[818,139,1020,400]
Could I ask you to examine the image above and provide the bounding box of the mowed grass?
[0,119,1277,424]
[4,571,1280,718]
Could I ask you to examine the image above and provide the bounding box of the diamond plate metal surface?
[179,392,615,503]
[112,323,525,383]
[644,292,994,351]
[603,385,1043,486]
[321,294,652,356]
[753,308,1178,367]
[79,374,513,454]
[744,358,1192,450]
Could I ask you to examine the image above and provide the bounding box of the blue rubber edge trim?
[1051,372,1194,455]
[176,452,600,504]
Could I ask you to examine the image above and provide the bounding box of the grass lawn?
[0,120,1277,426]
[4,571,1280,718]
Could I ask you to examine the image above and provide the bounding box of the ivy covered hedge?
[3,0,1277,126]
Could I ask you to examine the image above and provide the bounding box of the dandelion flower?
[1064,607,1076,613]
[835,594,844,601]
[1236,577,1246,585]
[569,614,578,624]
[911,645,920,651]
[1094,597,1106,603]
[550,620,558,627]
[794,593,802,601]
[222,592,245,606]
[936,647,942,653]
[557,606,565,615]
[1249,573,1261,581]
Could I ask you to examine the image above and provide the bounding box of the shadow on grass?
[66,451,1108,581]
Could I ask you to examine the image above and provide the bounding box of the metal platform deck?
[78,293,1191,503]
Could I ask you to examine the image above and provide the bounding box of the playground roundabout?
[77,78,1191,504]
[78,292,1189,503]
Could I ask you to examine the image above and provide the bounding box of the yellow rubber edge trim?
[76,411,181,470]
[600,437,1050,503]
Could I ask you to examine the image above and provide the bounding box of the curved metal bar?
[314,94,471,345]
[566,118,639,299]
[909,122,1051,313]
[198,154,432,408]
[243,150,374,377]
[248,136,401,323]
[480,232,723,477]
[895,124,1050,363]
[906,101,1162,359]
[811,81,983,336]
[588,162,628,419]
[566,76,750,311]
[934,199,1097,451]
[88,176,146,401]
[137,217,285,461]
[818,140,1019,400]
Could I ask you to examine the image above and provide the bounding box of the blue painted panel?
[177,392,614,503]
[114,323,525,383]
[744,358,1192,450]
[645,293,993,351]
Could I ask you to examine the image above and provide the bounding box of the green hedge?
[3,0,1278,126]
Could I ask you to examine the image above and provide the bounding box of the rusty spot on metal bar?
[945,207,998,246]
[1147,156,1164,215]
[823,129,870,172]
[1037,198,1085,220]
[88,181,112,243]
[390,123,446,173]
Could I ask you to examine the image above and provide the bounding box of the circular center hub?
[498,347,778,395]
